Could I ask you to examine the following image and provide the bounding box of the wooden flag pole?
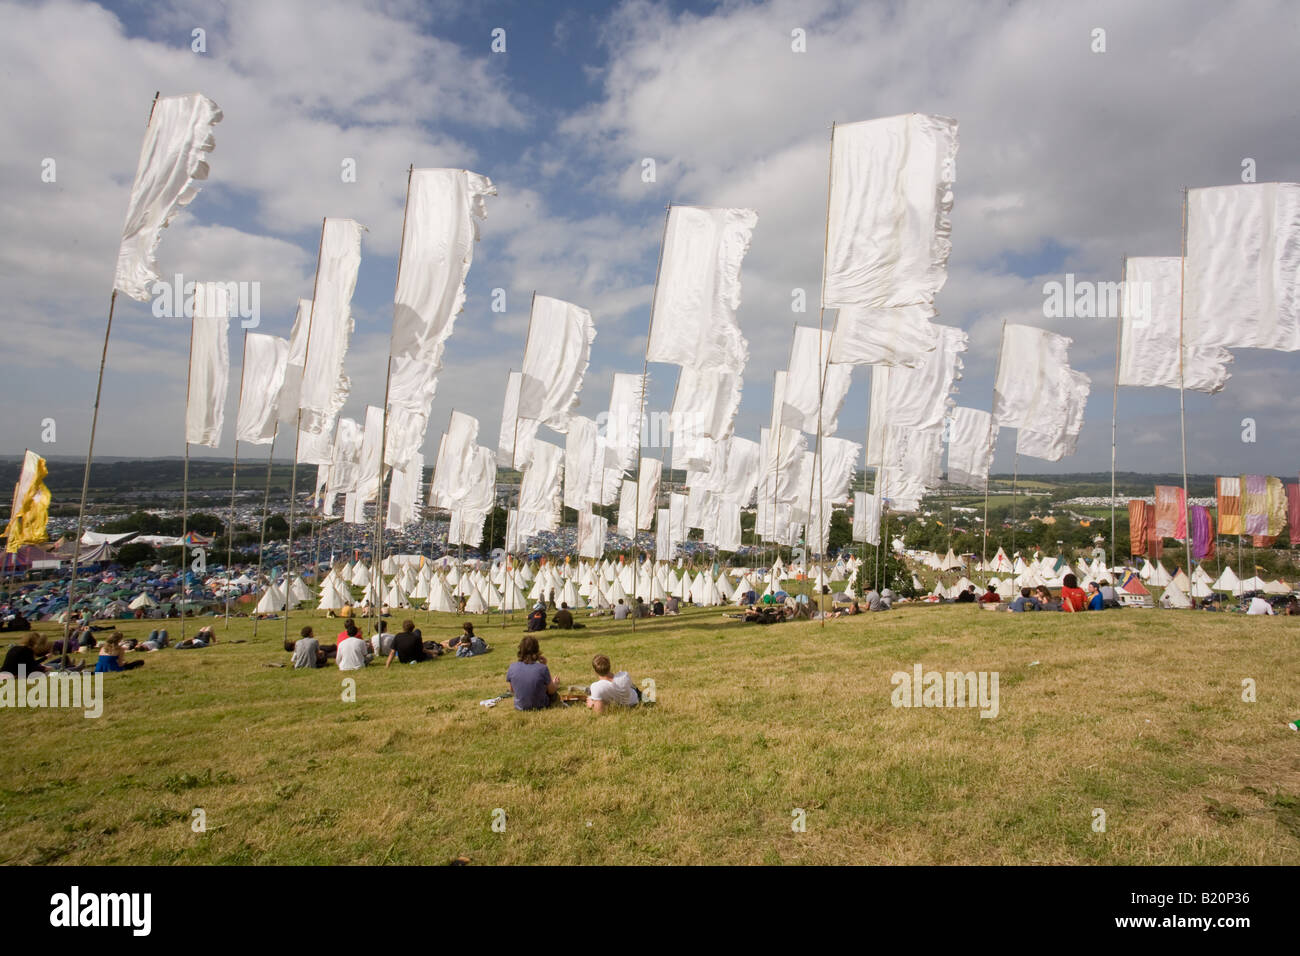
[372,165,415,639]
[179,308,196,646]
[225,330,248,628]
[982,319,1008,582]
[65,92,159,644]
[1110,255,1126,576]
[811,121,836,626]
[282,219,328,654]
[630,204,674,631]
[251,422,278,638]
[1177,188,1195,572]
[506,298,539,628]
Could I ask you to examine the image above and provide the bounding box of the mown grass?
[1,604,1297,865]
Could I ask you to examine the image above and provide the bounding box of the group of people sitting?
[0,622,222,677]
[952,575,1120,612]
[504,636,640,714]
[286,618,491,670]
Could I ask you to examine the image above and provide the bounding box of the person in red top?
[1059,573,1087,612]
[978,584,1001,604]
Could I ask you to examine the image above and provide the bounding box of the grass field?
[2,604,1298,865]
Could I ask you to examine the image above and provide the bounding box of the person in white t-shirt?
[1246,595,1275,615]
[585,654,639,714]
[336,631,373,670]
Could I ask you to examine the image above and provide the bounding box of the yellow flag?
[4,450,51,553]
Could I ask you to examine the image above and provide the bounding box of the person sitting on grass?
[553,603,584,629]
[506,636,557,711]
[450,622,489,657]
[1,632,48,676]
[1086,582,1105,611]
[955,585,977,603]
[371,620,396,658]
[388,620,438,666]
[1007,587,1041,613]
[291,625,325,668]
[585,654,639,713]
[664,595,680,615]
[652,598,665,616]
[979,584,1001,604]
[525,603,547,632]
[1059,574,1087,613]
[612,598,630,621]
[1034,585,1061,612]
[1098,580,1121,608]
[95,633,144,672]
[336,624,372,671]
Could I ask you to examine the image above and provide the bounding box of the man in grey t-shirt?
[291,630,322,668]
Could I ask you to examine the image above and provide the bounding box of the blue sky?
[1,0,1297,479]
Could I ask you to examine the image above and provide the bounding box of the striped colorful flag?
[1288,483,1300,545]
[1216,476,1242,535]
[1240,474,1269,536]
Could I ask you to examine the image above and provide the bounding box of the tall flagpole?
[372,165,415,639]
[1177,189,1194,572]
[1110,255,1126,576]
[505,299,538,628]
[982,319,1008,581]
[282,219,328,653]
[251,422,278,638]
[225,331,248,628]
[65,92,159,644]
[631,204,674,632]
[810,122,836,625]
[179,311,196,645]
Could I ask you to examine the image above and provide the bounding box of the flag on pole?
[945,406,996,490]
[992,324,1091,462]
[781,326,852,435]
[115,94,223,301]
[1215,476,1242,535]
[1153,485,1187,540]
[186,282,230,448]
[386,169,495,467]
[823,113,957,310]
[299,219,364,435]
[1118,256,1232,392]
[4,450,51,552]
[517,296,595,433]
[1184,183,1300,353]
[646,205,757,374]
[235,333,289,444]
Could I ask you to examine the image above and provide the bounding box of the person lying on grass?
[175,625,217,649]
[585,654,639,713]
[506,636,558,710]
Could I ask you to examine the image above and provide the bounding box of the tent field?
[2,604,1296,865]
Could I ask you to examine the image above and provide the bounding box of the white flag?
[1184,183,1300,353]
[852,490,882,545]
[1119,256,1232,392]
[945,406,996,489]
[823,113,957,310]
[185,282,230,448]
[671,367,742,441]
[993,325,1091,462]
[578,510,607,559]
[646,205,757,374]
[277,299,312,425]
[235,333,289,444]
[299,218,364,435]
[564,416,601,511]
[829,304,938,367]
[782,326,853,435]
[604,373,643,473]
[386,169,495,466]
[385,453,424,531]
[865,324,966,465]
[354,405,387,506]
[429,411,480,509]
[497,370,540,470]
[637,458,662,531]
[518,440,563,533]
[115,93,222,301]
[518,295,595,433]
